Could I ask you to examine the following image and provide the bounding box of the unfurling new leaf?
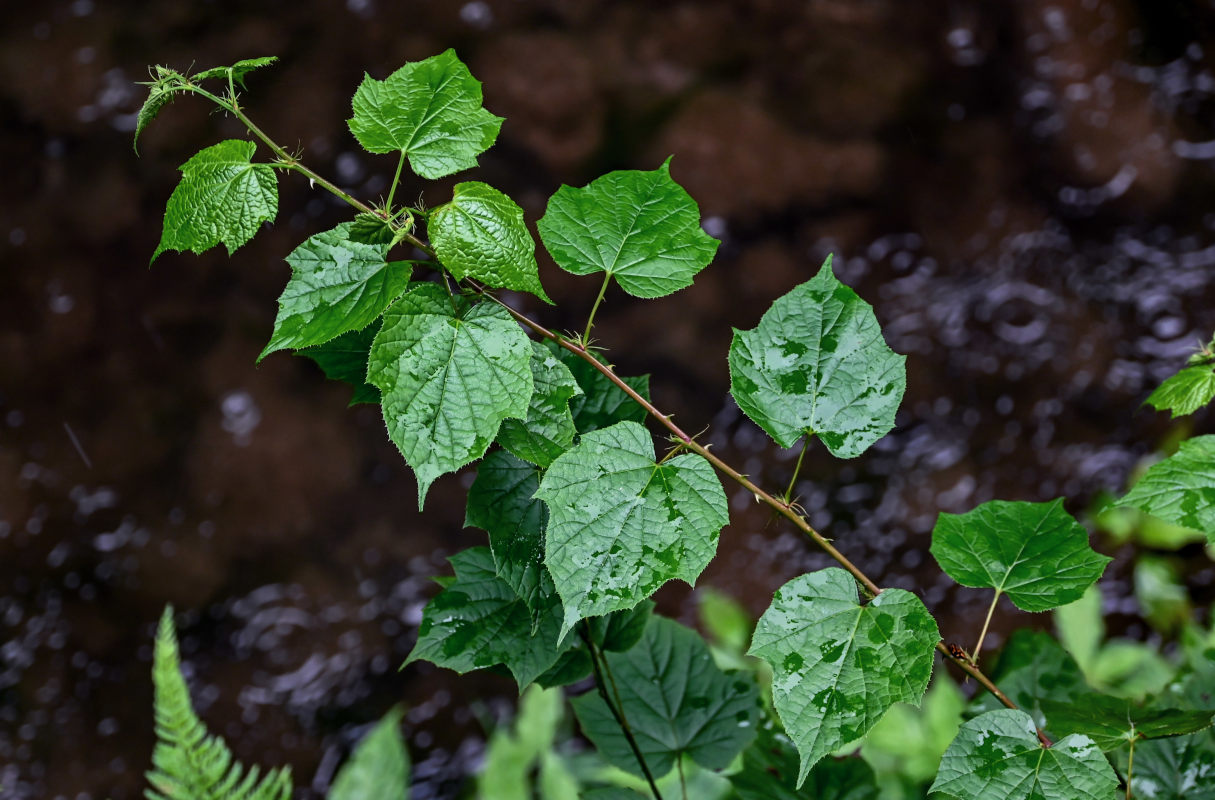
[537,159,719,298]
[729,256,906,459]
[348,49,502,180]
[367,284,533,506]
[930,499,1111,612]
[153,140,277,261]
[536,421,728,637]
[748,568,939,786]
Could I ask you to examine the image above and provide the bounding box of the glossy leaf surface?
[729,257,905,458]
[749,568,939,786]
[261,223,412,358]
[536,421,728,636]
[367,284,532,506]
[430,181,551,302]
[348,49,502,179]
[153,140,277,261]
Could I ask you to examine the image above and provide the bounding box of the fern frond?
[146,606,293,800]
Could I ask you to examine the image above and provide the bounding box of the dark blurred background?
[3,1,1215,797]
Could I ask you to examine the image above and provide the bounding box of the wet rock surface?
[2,1,1215,798]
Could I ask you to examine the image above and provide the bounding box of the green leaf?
[367,284,533,507]
[1116,435,1215,544]
[153,139,278,261]
[497,342,582,468]
[429,181,551,303]
[192,56,278,86]
[406,547,565,690]
[296,323,381,406]
[588,599,655,653]
[931,709,1119,800]
[1040,694,1214,751]
[536,159,720,298]
[728,256,906,458]
[260,223,413,359]
[549,342,650,433]
[747,568,940,786]
[571,616,759,778]
[731,724,879,800]
[930,499,1111,612]
[147,607,292,800]
[1127,730,1215,799]
[329,709,409,800]
[348,212,411,247]
[466,449,548,624]
[1146,361,1215,418]
[347,49,502,180]
[536,421,728,636]
[697,586,753,658]
[969,630,1089,729]
[534,647,592,689]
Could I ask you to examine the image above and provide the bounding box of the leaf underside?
[296,323,382,406]
[571,616,759,778]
